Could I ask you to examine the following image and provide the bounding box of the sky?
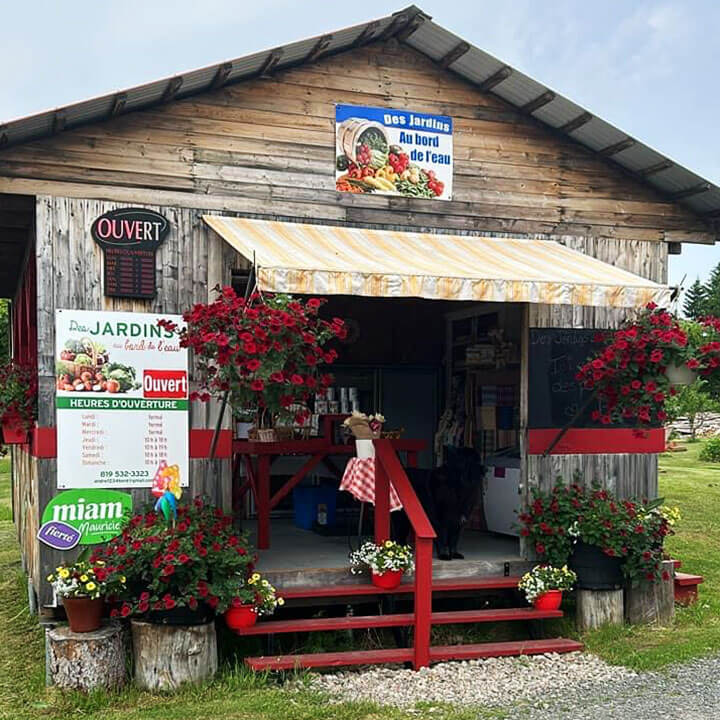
[1,0,718,303]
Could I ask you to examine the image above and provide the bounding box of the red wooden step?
[674,572,704,606]
[245,637,582,671]
[675,572,704,586]
[233,606,563,636]
[279,576,522,600]
[671,559,682,570]
[429,637,583,662]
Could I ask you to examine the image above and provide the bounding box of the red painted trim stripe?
[528,428,665,455]
[28,427,232,459]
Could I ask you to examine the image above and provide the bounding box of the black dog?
[393,446,485,560]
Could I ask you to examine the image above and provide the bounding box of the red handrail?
[373,440,435,539]
[373,439,435,669]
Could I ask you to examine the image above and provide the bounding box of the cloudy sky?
[2,0,718,299]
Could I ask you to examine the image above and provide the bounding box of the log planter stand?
[131,620,217,691]
[625,560,675,625]
[46,622,126,692]
[576,589,624,631]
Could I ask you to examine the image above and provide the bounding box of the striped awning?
[203,217,669,308]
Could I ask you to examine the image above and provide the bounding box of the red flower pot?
[371,569,404,590]
[533,590,563,611]
[63,596,104,633]
[1,415,28,445]
[224,604,257,630]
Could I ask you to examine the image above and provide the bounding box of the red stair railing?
[373,439,436,669]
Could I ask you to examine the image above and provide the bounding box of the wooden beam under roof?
[670,182,711,201]
[210,62,233,90]
[109,92,127,117]
[637,160,674,177]
[394,7,429,42]
[352,20,380,47]
[161,76,184,102]
[559,112,593,133]
[598,137,636,157]
[257,49,284,77]
[519,91,556,114]
[304,34,333,63]
[478,65,513,92]
[51,112,66,134]
[438,41,470,69]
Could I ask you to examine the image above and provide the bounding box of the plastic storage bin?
[293,485,338,530]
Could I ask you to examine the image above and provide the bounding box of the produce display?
[56,338,138,394]
[336,130,445,199]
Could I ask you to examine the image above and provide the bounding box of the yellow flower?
[59,569,70,579]
[95,560,105,567]
[261,580,269,587]
[119,575,126,584]
[80,575,89,582]
[277,597,285,606]
[46,574,54,582]
[384,541,393,548]
[248,577,256,585]
[85,582,97,592]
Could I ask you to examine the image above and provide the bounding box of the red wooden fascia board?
[28,427,232,459]
[528,428,665,455]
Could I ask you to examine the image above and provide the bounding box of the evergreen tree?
[683,278,708,320]
[703,262,720,318]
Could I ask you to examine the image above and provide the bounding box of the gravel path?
[307,652,720,719]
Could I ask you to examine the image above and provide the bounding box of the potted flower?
[349,540,414,589]
[90,497,255,624]
[218,571,284,630]
[160,289,346,441]
[518,479,676,590]
[0,362,37,444]
[518,565,577,610]
[47,558,126,633]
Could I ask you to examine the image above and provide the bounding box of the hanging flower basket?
[1,414,28,444]
[666,362,698,387]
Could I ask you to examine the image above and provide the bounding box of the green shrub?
[699,437,720,462]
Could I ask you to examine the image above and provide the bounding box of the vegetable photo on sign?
[335,104,453,200]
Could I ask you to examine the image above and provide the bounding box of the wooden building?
[1,6,718,630]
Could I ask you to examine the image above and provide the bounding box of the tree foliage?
[684,278,708,321]
[665,379,720,441]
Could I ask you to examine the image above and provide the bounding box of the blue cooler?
[293,485,338,530]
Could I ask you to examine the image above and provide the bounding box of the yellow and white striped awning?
[203,217,669,308]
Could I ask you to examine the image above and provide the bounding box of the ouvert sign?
[39,489,133,546]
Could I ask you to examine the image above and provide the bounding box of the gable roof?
[1,6,718,224]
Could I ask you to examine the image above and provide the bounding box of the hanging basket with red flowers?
[0,362,37,444]
[160,288,346,432]
[574,303,720,427]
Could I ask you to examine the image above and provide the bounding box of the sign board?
[91,208,169,298]
[55,309,189,489]
[40,489,133,546]
[335,104,453,200]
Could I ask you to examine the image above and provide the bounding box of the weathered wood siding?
[0,40,711,243]
[31,196,235,608]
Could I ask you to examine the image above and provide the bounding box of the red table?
[232,415,426,549]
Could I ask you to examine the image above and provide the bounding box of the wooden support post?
[413,537,433,670]
[256,454,271,549]
[625,560,675,625]
[131,620,217,691]
[46,623,125,691]
[374,460,390,543]
[576,589,624,631]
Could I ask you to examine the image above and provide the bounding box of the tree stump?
[576,589,624,631]
[625,560,675,625]
[46,622,126,692]
[131,620,217,691]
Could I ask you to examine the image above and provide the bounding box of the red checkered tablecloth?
[340,457,403,511]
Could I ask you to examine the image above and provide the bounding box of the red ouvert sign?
[91,208,169,299]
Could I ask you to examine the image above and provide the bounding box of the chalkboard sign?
[528,328,604,429]
[92,208,169,299]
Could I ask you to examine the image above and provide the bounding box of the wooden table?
[232,416,426,549]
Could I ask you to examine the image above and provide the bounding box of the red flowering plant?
[160,288,346,429]
[0,362,37,431]
[576,303,694,427]
[90,497,255,619]
[518,478,675,585]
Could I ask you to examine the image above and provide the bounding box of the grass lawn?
[1,441,720,717]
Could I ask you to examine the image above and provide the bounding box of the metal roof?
[1,5,718,225]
